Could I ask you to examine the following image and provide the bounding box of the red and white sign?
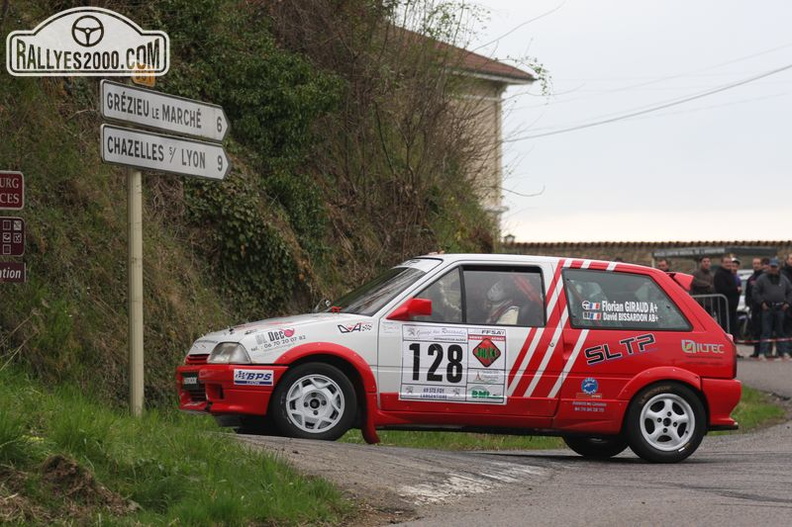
[0,171,24,210]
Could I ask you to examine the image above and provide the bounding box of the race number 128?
[409,342,464,384]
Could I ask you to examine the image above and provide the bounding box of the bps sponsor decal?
[233,369,274,386]
[6,7,169,76]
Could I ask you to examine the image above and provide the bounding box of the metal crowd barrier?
[690,294,730,335]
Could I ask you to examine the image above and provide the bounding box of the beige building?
[403,30,536,231]
[442,45,536,220]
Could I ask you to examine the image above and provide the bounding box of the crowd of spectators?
[656,254,792,360]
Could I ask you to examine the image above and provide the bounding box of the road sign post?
[100,124,230,180]
[100,82,229,417]
[100,80,229,141]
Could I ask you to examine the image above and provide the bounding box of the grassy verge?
[0,367,351,526]
[727,385,787,431]
[0,366,783,525]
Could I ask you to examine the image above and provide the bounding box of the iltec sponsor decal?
[233,369,274,386]
[6,7,169,76]
[681,340,725,355]
[584,333,657,366]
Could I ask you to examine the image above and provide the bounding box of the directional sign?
[101,124,231,180]
[0,217,24,256]
[100,80,229,142]
[0,171,24,210]
[0,262,26,283]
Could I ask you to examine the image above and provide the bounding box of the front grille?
[184,383,206,402]
[186,353,209,365]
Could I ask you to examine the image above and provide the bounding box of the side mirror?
[387,298,432,321]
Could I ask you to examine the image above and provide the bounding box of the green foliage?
[0,0,505,405]
[0,368,352,525]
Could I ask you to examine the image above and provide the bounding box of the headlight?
[208,343,251,364]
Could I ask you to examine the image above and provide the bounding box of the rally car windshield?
[327,267,427,316]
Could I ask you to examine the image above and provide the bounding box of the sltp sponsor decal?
[584,333,656,366]
[6,7,169,76]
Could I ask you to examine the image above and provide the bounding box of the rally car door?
[377,262,560,418]
[557,262,694,413]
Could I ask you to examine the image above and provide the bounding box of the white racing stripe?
[507,260,567,395]
[548,260,613,398]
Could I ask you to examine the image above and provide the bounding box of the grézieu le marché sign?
[6,7,169,76]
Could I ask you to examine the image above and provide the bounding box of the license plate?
[182,373,199,386]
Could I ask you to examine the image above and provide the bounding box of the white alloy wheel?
[638,392,695,452]
[271,362,357,441]
[285,373,346,433]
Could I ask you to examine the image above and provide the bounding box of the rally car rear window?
[563,269,691,331]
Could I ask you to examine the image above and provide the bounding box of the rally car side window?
[414,268,463,323]
[564,269,691,331]
[414,266,545,326]
[464,266,545,327]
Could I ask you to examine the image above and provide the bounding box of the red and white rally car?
[176,254,741,463]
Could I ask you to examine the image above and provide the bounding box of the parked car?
[176,254,741,463]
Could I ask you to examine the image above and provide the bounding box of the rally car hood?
[186,312,375,362]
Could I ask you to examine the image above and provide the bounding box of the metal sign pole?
[128,167,144,416]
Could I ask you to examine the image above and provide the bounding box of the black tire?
[625,382,705,463]
[563,435,629,459]
[270,362,356,441]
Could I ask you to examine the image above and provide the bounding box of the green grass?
[340,429,563,450]
[727,385,787,431]
[0,368,351,526]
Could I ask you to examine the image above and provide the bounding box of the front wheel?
[625,382,705,463]
[270,363,356,441]
[563,435,628,459]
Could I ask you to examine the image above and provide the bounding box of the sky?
[464,0,792,243]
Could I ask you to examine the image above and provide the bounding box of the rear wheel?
[563,435,628,459]
[270,363,356,441]
[625,382,705,463]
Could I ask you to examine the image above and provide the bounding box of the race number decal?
[400,326,507,404]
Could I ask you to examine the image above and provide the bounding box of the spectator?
[752,258,792,360]
[731,258,742,293]
[782,253,792,339]
[690,257,715,295]
[714,255,739,337]
[745,257,766,358]
[656,258,671,272]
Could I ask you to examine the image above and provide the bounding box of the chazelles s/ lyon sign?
[6,7,169,76]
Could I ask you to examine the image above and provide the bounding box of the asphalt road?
[239,352,792,527]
